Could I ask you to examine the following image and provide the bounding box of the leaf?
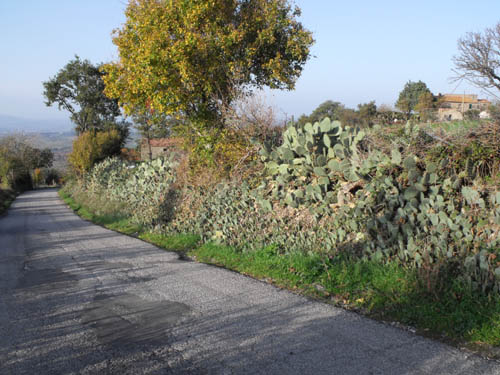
[323,133,331,148]
[260,199,272,211]
[391,149,402,165]
[328,159,340,171]
[403,156,416,170]
[313,167,328,177]
[403,186,419,200]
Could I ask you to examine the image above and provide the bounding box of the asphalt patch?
[81,260,133,272]
[81,293,192,346]
[17,268,78,293]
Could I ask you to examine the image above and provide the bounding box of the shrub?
[68,129,123,175]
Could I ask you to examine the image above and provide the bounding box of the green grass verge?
[139,232,200,254]
[59,189,142,235]
[59,188,500,355]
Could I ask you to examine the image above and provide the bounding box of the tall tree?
[43,56,129,140]
[395,81,432,118]
[102,0,314,133]
[453,22,500,95]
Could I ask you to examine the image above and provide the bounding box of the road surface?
[0,189,498,374]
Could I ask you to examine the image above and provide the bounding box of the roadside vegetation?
[60,115,500,355]
[0,133,59,212]
[0,188,17,215]
[54,1,500,357]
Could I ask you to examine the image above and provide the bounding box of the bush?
[464,109,480,121]
[68,129,123,175]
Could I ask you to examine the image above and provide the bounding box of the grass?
[139,232,200,254]
[59,189,142,235]
[58,188,500,357]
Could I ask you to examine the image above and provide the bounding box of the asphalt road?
[0,189,499,374]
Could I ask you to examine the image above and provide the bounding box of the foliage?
[0,134,54,190]
[488,102,500,124]
[102,0,313,131]
[130,107,174,140]
[464,109,480,121]
[67,116,500,295]
[185,126,255,180]
[44,168,61,185]
[357,101,377,127]
[120,147,140,162]
[178,92,284,182]
[70,114,500,299]
[32,168,42,187]
[258,117,369,212]
[396,81,432,117]
[414,91,436,122]
[296,101,344,127]
[43,55,130,138]
[84,156,178,225]
[0,188,17,215]
[425,121,500,182]
[297,100,385,128]
[68,130,123,175]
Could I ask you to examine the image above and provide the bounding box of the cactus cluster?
[77,118,500,295]
[258,118,374,211]
[255,118,500,293]
[86,156,178,225]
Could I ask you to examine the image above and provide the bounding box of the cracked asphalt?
[0,189,499,374]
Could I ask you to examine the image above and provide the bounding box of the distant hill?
[0,114,73,133]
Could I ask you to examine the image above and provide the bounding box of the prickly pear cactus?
[85,156,178,225]
[258,118,376,212]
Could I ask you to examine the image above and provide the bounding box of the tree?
[296,101,344,126]
[453,22,500,95]
[414,91,436,122]
[43,56,129,140]
[357,101,377,127]
[395,81,432,118]
[102,0,314,133]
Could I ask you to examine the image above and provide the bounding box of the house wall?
[437,108,464,121]
[437,95,490,121]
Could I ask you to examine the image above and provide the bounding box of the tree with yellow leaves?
[102,0,313,133]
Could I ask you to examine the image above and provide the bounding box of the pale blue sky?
[1,0,500,129]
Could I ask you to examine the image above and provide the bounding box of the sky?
[1,0,500,129]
